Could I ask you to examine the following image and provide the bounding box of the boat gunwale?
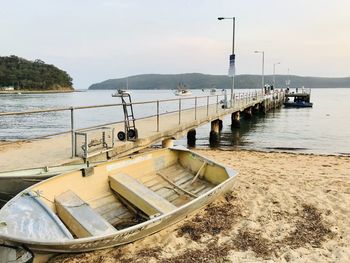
[0,147,237,249]
[0,163,100,179]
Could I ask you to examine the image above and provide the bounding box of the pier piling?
[231,112,240,128]
[187,129,196,147]
[219,120,223,131]
[209,119,220,145]
[162,138,174,148]
[243,107,253,119]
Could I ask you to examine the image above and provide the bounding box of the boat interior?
[4,148,229,240]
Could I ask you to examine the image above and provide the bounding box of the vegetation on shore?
[0,55,73,91]
[89,73,350,90]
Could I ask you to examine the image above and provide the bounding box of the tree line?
[0,55,73,90]
[89,73,350,90]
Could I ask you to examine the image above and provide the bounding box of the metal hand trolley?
[115,92,138,141]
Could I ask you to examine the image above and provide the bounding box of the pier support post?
[219,119,223,131]
[253,104,260,114]
[162,138,174,148]
[187,129,196,147]
[231,112,240,128]
[261,101,267,114]
[209,119,220,145]
[243,107,253,119]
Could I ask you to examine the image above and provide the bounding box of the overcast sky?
[1,0,349,88]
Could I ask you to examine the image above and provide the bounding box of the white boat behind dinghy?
[0,163,97,207]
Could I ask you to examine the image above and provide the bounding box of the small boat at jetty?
[0,147,237,253]
[0,163,94,207]
[174,83,192,96]
[284,87,313,108]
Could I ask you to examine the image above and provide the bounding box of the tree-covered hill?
[89,73,350,90]
[0,55,73,90]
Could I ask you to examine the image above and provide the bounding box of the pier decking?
[0,90,285,171]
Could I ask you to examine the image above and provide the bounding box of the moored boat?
[174,83,192,96]
[0,147,237,253]
[284,87,313,108]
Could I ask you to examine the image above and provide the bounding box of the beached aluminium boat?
[0,163,94,207]
[0,147,237,253]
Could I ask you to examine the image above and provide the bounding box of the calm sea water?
[0,89,349,155]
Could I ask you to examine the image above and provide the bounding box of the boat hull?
[284,102,313,108]
[0,148,237,253]
[0,164,93,207]
[174,91,192,96]
[0,176,51,207]
[17,176,234,253]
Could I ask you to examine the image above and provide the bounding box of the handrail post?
[216,95,219,113]
[70,107,75,158]
[156,100,160,132]
[194,97,197,120]
[178,98,181,124]
[206,96,209,116]
[232,92,234,109]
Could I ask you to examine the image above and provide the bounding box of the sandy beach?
[48,149,350,263]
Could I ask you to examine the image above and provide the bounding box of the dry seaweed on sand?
[177,192,243,241]
[229,204,335,258]
[135,246,162,259]
[283,204,334,248]
[231,229,275,258]
[160,241,231,263]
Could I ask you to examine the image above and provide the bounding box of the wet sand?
[50,149,350,263]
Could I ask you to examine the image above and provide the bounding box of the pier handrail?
[0,89,283,158]
[0,92,259,117]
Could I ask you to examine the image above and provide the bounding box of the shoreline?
[1,140,349,158]
[193,146,350,157]
[0,90,79,94]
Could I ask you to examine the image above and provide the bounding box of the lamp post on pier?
[218,16,236,106]
[254,50,265,95]
[273,62,281,88]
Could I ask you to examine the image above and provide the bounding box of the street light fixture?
[217,17,235,105]
[254,50,265,94]
[273,62,281,88]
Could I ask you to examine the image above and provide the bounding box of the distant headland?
[0,55,74,93]
[89,73,350,90]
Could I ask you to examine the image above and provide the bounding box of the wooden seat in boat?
[55,190,116,238]
[109,173,177,218]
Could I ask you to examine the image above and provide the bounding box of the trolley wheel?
[117,131,126,141]
[127,129,138,139]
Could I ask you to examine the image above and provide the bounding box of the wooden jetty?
[0,90,285,171]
